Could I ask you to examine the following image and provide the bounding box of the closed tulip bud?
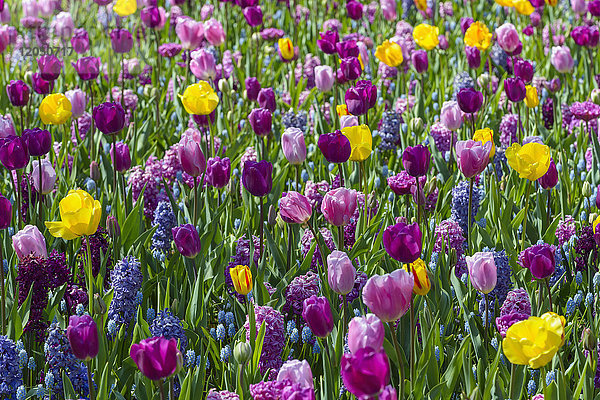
[23,127,51,156]
[456,87,483,114]
[411,49,429,73]
[340,57,362,81]
[0,194,12,230]
[130,337,180,380]
[242,160,273,197]
[71,57,101,81]
[347,314,384,353]
[374,40,403,67]
[90,161,100,182]
[495,23,521,54]
[327,250,356,295]
[67,315,99,361]
[321,188,358,226]
[248,108,272,136]
[280,191,312,224]
[409,117,424,135]
[383,222,422,263]
[176,19,204,50]
[455,140,492,178]
[466,252,497,294]
[314,65,334,92]
[582,182,591,198]
[206,156,231,188]
[318,130,351,163]
[233,341,252,364]
[440,101,463,131]
[465,46,480,69]
[71,28,89,54]
[402,145,430,177]
[110,28,133,53]
[243,6,263,27]
[277,359,314,389]
[524,85,539,108]
[107,215,120,238]
[346,0,364,19]
[178,131,206,177]
[504,77,526,102]
[538,159,558,189]
[278,38,294,61]
[37,55,62,81]
[409,258,430,295]
[140,6,166,29]
[172,224,202,258]
[110,141,131,173]
[204,18,226,46]
[31,73,54,95]
[65,89,87,119]
[0,135,29,170]
[31,159,57,194]
[6,80,30,107]
[302,295,334,337]
[0,115,15,138]
[513,59,534,83]
[257,87,276,112]
[12,224,47,260]
[93,102,125,135]
[363,269,413,322]
[218,78,229,94]
[245,77,261,101]
[230,264,253,295]
[582,328,596,352]
[93,293,106,315]
[267,205,277,226]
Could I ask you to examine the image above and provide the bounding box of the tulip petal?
[45,221,79,240]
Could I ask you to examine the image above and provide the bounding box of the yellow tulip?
[337,104,349,117]
[278,38,294,61]
[464,21,493,51]
[113,0,137,16]
[230,265,253,295]
[412,24,440,51]
[524,86,539,108]
[473,128,495,158]
[342,124,372,162]
[505,142,551,181]
[179,81,219,115]
[593,215,600,233]
[502,312,565,369]
[375,40,404,68]
[414,0,427,10]
[495,0,514,6]
[45,190,101,240]
[514,0,534,15]
[39,94,72,125]
[409,258,430,296]
[545,0,557,6]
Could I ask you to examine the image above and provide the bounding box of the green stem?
[468,178,474,252]
[545,278,553,313]
[158,379,166,400]
[521,180,532,252]
[87,360,95,400]
[87,236,94,314]
[0,231,4,335]
[388,322,405,399]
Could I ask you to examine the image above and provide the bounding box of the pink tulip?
[277,359,314,389]
[380,0,397,20]
[204,18,226,46]
[177,129,206,177]
[327,250,356,295]
[12,224,47,260]
[440,101,463,131]
[347,313,384,353]
[130,337,182,381]
[65,89,87,119]
[495,23,521,54]
[321,188,358,226]
[455,140,492,179]
[190,49,216,81]
[362,269,413,322]
[551,46,574,73]
[176,18,204,50]
[279,191,312,224]
[52,12,74,39]
[340,115,359,129]
[31,159,57,194]
[466,252,497,294]
[281,127,306,165]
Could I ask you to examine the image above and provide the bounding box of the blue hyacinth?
[0,336,23,400]
[451,181,484,237]
[44,324,89,397]
[151,201,176,256]
[150,309,189,351]
[107,256,143,336]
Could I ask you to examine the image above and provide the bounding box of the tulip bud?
[582,328,596,352]
[93,293,106,315]
[24,71,33,85]
[268,205,277,225]
[583,182,592,198]
[107,215,120,238]
[143,86,152,97]
[234,341,252,364]
[409,117,424,135]
[90,161,100,181]
[218,78,230,93]
[171,298,178,312]
[591,213,598,224]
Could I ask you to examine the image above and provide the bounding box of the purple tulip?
[71,28,89,54]
[242,160,273,197]
[465,46,480,69]
[172,224,202,258]
[341,348,390,398]
[0,194,11,230]
[243,6,263,27]
[412,50,429,73]
[6,80,30,107]
[0,135,29,170]
[72,57,101,81]
[176,19,204,50]
[245,77,261,101]
[504,77,526,102]
[538,158,558,189]
[12,224,47,259]
[596,185,600,209]
[22,128,51,157]
[456,87,483,114]
[460,17,474,34]
[281,127,306,165]
[110,28,133,53]
[314,65,335,92]
[67,315,99,361]
[455,140,492,179]
[302,295,334,337]
[206,156,231,188]
[345,87,368,116]
[572,25,592,46]
[110,141,131,173]
[402,145,430,178]
[31,159,56,194]
[141,6,166,29]
[280,191,312,224]
[466,252,497,294]
[37,55,62,81]
[340,57,362,81]
[130,337,181,380]
[0,115,14,138]
[317,30,339,54]
[346,0,364,20]
[383,222,422,263]
[590,0,600,15]
[327,250,356,295]
[178,130,206,177]
[336,40,360,58]
[347,313,384,354]
[318,130,351,164]
[248,108,272,136]
[520,244,555,280]
[321,188,358,226]
[513,58,534,83]
[93,102,126,135]
[31,73,54,95]
[257,87,276,112]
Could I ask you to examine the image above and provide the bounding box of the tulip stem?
[483,293,488,351]
[194,176,200,225]
[410,296,415,386]
[259,197,264,261]
[338,163,344,187]
[0,231,4,335]
[208,115,215,159]
[286,225,292,270]
[545,189,551,231]
[387,322,405,400]
[89,81,95,162]
[87,360,95,400]
[86,236,94,315]
[545,278,553,312]
[38,156,43,225]
[521,180,532,253]
[338,226,344,251]
[169,377,174,400]
[112,134,118,209]
[157,379,166,400]
[509,363,518,400]
[295,165,301,191]
[467,178,473,252]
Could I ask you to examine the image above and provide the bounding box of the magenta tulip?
[130,337,181,380]
[454,140,492,179]
[341,348,390,398]
[67,315,99,361]
[321,188,358,226]
[382,222,422,263]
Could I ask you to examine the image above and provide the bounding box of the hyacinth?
[556,215,577,246]
[301,227,336,271]
[284,271,321,316]
[303,180,330,211]
[429,121,453,154]
[64,284,88,314]
[225,235,261,301]
[281,111,308,133]
[0,336,23,399]
[561,103,574,131]
[158,43,182,58]
[489,43,508,72]
[495,288,531,337]
[207,389,240,400]
[151,201,177,257]
[44,324,89,397]
[150,309,189,351]
[19,174,38,222]
[493,149,507,180]
[378,111,401,151]
[574,225,598,272]
[452,72,476,98]
[77,227,112,287]
[451,181,484,236]
[71,112,92,143]
[249,380,289,400]
[433,219,466,258]
[483,248,512,305]
[16,251,70,342]
[244,306,285,373]
[542,97,554,130]
[344,192,379,249]
[107,256,144,335]
[570,101,600,122]
[341,270,368,305]
[498,114,521,148]
[586,147,593,170]
[294,54,321,89]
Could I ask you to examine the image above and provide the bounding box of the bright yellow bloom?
[514,0,534,15]
[45,190,101,240]
[414,0,427,11]
[278,38,294,61]
[593,215,600,233]
[230,265,253,295]
[545,0,557,6]
[473,128,495,158]
[495,0,513,6]
[342,124,372,162]
[524,86,539,108]
[502,312,565,369]
[39,94,72,125]
[409,258,430,296]
[505,142,551,181]
[464,21,493,51]
[179,81,219,115]
[113,0,137,16]
[337,104,349,117]
[412,24,440,51]
[375,40,404,67]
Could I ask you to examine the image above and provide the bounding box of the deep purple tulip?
[538,158,558,189]
[243,6,263,27]
[242,160,273,197]
[460,17,474,34]
[382,222,422,263]
[22,128,51,157]
[110,141,131,172]
[513,59,534,83]
[248,108,272,136]
[245,77,261,101]
[572,26,592,46]
[596,185,600,209]
[140,6,164,28]
[172,224,202,258]
[37,55,62,81]
[71,28,89,54]
[589,0,600,15]
[412,50,429,73]
[465,46,480,69]
[93,102,126,135]
[336,40,359,58]
[6,80,30,107]
[345,87,368,116]
[110,28,133,53]
[0,136,29,170]
[192,111,216,128]
[456,87,483,114]
[341,348,390,399]
[31,73,54,95]
[257,87,276,112]
[0,194,11,230]
[318,130,351,163]
[504,77,526,102]
[236,0,258,7]
[72,57,100,81]
[520,244,555,280]
[340,57,362,81]
[402,145,430,178]
[346,0,364,19]
[301,296,334,338]
[206,156,231,188]
[130,337,180,381]
[317,30,339,54]
[67,315,99,361]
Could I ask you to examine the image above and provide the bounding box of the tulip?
[206,156,230,188]
[278,38,294,61]
[113,0,137,16]
[45,189,101,239]
[346,0,363,19]
[71,29,90,54]
[12,224,47,259]
[375,40,403,67]
[6,80,30,107]
[409,258,430,296]
[248,108,272,137]
[340,57,362,81]
[245,77,261,101]
[37,55,62,81]
[71,57,101,81]
[130,337,181,380]
[0,115,14,138]
[347,314,384,353]
[596,185,600,209]
[279,191,312,224]
[341,348,390,399]
[179,81,219,115]
[242,160,273,197]
[110,28,133,53]
[39,94,72,125]
[110,141,131,173]
[229,264,253,295]
[257,88,276,112]
[520,244,555,280]
[495,23,521,54]
[302,295,334,337]
[314,65,335,92]
[594,216,600,245]
[337,41,360,59]
[538,159,558,189]
[465,46,480,69]
[412,23,439,50]
[513,59,533,83]
[243,6,263,27]
[0,136,29,170]
[440,101,463,131]
[321,188,358,226]
[178,130,206,177]
[65,89,87,119]
[345,87,368,116]
[466,252,497,294]
[318,130,351,164]
[190,49,217,81]
[505,142,551,181]
[455,140,492,178]
[204,18,226,46]
[0,194,11,229]
[277,359,314,389]
[472,128,495,157]
[31,73,54,95]
[22,128,51,157]
[513,0,534,14]
[340,115,359,129]
[412,50,429,73]
[550,46,574,73]
[317,30,339,54]
[402,145,430,177]
[140,6,166,29]
[327,250,356,295]
[172,224,202,258]
[31,159,56,194]
[52,11,74,39]
[93,102,125,135]
[342,124,372,162]
[176,19,204,49]
[382,222,422,263]
[456,87,483,114]
[363,269,413,324]
[67,315,99,361]
[464,21,492,51]
[504,77,526,103]
[281,127,306,165]
[590,0,600,15]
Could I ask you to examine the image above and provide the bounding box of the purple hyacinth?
[433,219,466,258]
[570,101,600,122]
[303,180,330,211]
[207,389,240,400]
[542,97,554,130]
[0,336,22,399]
[340,271,368,305]
[556,215,577,246]
[77,227,112,287]
[498,113,521,148]
[284,271,320,316]
[344,192,378,249]
[450,180,484,237]
[574,226,598,272]
[301,227,336,270]
[495,288,531,337]
[244,306,285,373]
[249,380,289,400]
[429,122,453,154]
